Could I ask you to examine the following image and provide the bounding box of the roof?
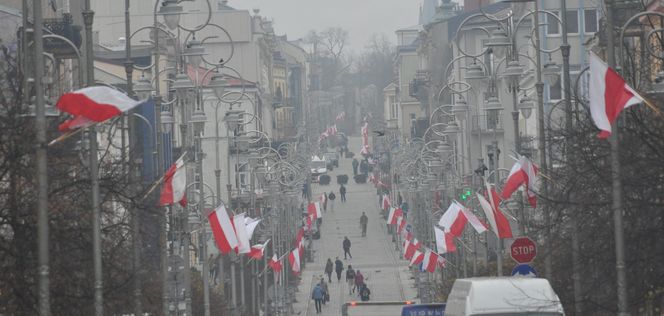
[446,2,510,38]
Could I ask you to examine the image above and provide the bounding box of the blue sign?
[401,303,446,316]
[512,264,537,278]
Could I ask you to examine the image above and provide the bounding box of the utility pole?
[604,1,629,314]
[32,0,51,314]
[82,0,103,314]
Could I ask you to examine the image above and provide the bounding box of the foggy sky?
[230,0,421,54]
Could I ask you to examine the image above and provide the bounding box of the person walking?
[353,270,365,295]
[319,278,329,305]
[352,158,359,176]
[334,257,344,282]
[359,283,371,301]
[340,184,347,203]
[312,283,324,314]
[325,258,334,283]
[345,265,356,295]
[328,191,336,212]
[322,193,328,212]
[360,212,368,237]
[342,236,352,259]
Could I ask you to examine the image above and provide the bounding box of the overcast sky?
[230,0,422,54]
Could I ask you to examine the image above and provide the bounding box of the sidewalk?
[292,137,417,316]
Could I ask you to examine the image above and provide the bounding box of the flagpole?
[605,1,629,314]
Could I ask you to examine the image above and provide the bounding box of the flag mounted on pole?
[589,52,648,138]
[288,248,301,274]
[248,239,271,260]
[269,254,282,273]
[434,226,457,254]
[159,155,188,207]
[422,249,439,273]
[208,203,239,254]
[477,182,513,239]
[502,156,539,208]
[56,86,147,132]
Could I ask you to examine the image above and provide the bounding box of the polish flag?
[589,52,645,138]
[233,213,251,254]
[56,86,146,131]
[382,195,391,211]
[268,254,282,273]
[208,203,238,254]
[387,207,402,225]
[305,215,313,231]
[404,238,421,260]
[438,201,487,236]
[422,250,439,273]
[307,202,322,219]
[397,216,407,234]
[159,156,187,207]
[434,226,457,254]
[244,217,261,240]
[502,156,539,208]
[477,183,513,239]
[296,228,305,253]
[410,250,424,266]
[248,239,270,260]
[288,248,301,273]
[437,256,447,269]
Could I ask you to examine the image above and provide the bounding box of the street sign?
[512,264,537,278]
[510,237,537,263]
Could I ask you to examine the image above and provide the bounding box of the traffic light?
[459,188,472,201]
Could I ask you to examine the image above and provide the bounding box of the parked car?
[310,155,327,181]
[324,151,339,167]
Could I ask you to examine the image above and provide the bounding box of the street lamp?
[190,107,207,136]
[486,28,511,59]
[518,94,534,120]
[133,75,154,100]
[183,38,207,68]
[500,60,525,86]
[172,73,195,100]
[208,72,228,100]
[157,0,183,31]
[542,57,561,86]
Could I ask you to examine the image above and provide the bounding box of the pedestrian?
[325,258,334,283]
[334,257,344,282]
[397,191,403,206]
[342,236,352,259]
[319,278,329,305]
[359,283,371,301]
[311,283,324,313]
[322,193,328,212]
[353,270,364,294]
[345,265,356,295]
[340,185,347,203]
[328,191,336,212]
[360,212,368,237]
[352,158,359,176]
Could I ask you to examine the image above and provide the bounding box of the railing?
[471,114,503,133]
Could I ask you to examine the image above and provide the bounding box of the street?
[292,136,417,315]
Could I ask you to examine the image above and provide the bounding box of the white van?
[445,277,564,316]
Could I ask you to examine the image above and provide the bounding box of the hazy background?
[230,0,422,53]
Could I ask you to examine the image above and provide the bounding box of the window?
[546,11,560,35]
[584,9,598,33]
[565,10,579,34]
[389,96,398,119]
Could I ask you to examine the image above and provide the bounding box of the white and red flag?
[288,248,301,273]
[307,202,322,219]
[305,214,314,232]
[434,226,457,254]
[296,228,305,253]
[502,156,539,207]
[386,207,402,225]
[244,216,261,240]
[404,238,421,260]
[56,86,146,132]
[437,256,447,269]
[397,216,407,234]
[477,183,513,239]
[382,195,391,211]
[422,250,439,273]
[410,250,424,266]
[438,201,487,236]
[268,254,282,273]
[159,155,187,207]
[589,52,645,138]
[208,203,238,254]
[233,213,251,254]
[248,239,270,260]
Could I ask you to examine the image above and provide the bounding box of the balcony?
[471,114,504,134]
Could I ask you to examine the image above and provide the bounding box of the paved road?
[292,136,417,316]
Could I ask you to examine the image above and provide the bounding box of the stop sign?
[510,237,537,263]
